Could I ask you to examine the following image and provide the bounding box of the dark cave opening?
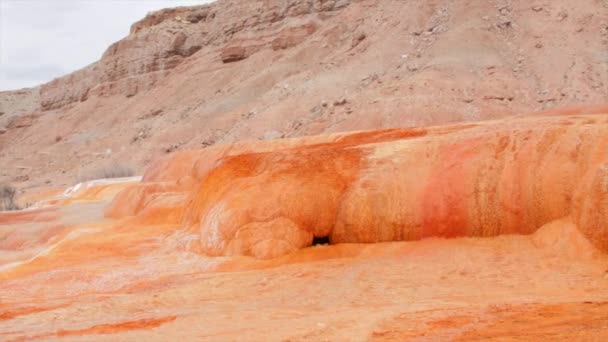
[312,235,330,246]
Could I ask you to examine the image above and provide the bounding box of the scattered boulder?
[333,98,348,106]
[186,9,211,24]
[132,127,151,143]
[241,111,256,119]
[7,115,35,129]
[263,130,285,140]
[12,174,30,182]
[497,20,512,29]
[291,120,303,130]
[165,144,180,153]
[138,109,164,120]
[351,31,366,48]
[310,104,328,118]
[271,23,317,50]
[201,136,217,147]
[221,46,248,63]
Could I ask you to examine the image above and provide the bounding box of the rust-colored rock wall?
[105,106,608,259]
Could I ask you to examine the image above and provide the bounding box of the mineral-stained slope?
[102,105,608,259]
[1,106,608,340]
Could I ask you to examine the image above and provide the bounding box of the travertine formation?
[1,106,608,340]
[103,105,608,258]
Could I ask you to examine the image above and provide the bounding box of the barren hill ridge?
[0,0,606,189]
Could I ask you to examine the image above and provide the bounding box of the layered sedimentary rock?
[105,105,608,258]
[1,0,606,189]
[39,0,350,110]
[0,87,40,129]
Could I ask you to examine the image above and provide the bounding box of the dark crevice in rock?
[312,235,330,246]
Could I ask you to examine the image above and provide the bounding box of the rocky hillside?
[0,0,606,189]
[0,87,40,132]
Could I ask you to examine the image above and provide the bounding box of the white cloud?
[0,0,212,90]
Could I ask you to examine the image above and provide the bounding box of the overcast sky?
[0,0,212,91]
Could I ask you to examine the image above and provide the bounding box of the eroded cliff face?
[1,0,606,189]
[38,0,352,111]
[34,0,608,113]
[0,87,40,130]
[102,105,608,259]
